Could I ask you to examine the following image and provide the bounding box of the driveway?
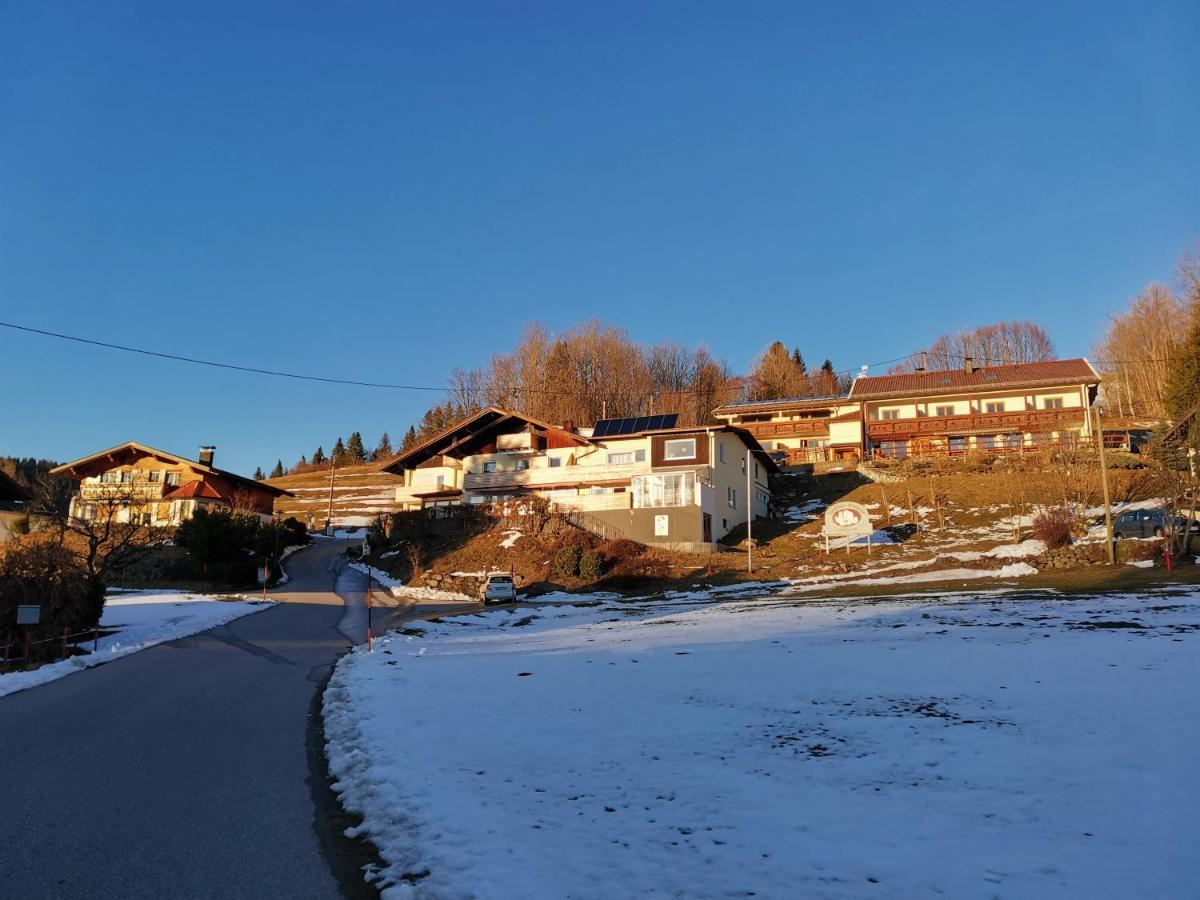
[0,539,376,899]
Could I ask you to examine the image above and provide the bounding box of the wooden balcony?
[736,420,830,438]
[79,481,168,501]
[867,408,1087,440]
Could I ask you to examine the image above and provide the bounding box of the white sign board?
[823,502,873,537]
[654,515,669,537]
[16,605,40,625]
[822,501,875,554]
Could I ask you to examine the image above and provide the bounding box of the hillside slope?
[266,463,402,528]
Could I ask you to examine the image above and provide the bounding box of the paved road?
[0,539,375,899]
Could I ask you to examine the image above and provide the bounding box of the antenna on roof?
[859,365,869,377]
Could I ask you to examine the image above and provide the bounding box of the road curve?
[0,539,367,899]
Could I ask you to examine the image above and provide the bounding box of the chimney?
[562,420,575,433]
[915,351,928,373]
[964,357,976,375]
[199,446,216,467]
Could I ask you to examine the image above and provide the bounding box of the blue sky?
[2,1,1197,475]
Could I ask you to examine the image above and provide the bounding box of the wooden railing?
[736,420,830,438]
[867,408,1086,439]
[79,482,168,500]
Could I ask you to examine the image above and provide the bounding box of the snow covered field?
[325,588,1200,899]
[0,591,271,699]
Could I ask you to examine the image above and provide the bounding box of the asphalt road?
[0,538,376,899]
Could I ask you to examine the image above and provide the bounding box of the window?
[934,406,955,417]
[880,409,900,420]
[482,461,497,473]
[606,449,646,465]
[148,471,161,483]
[632,472,695,508]
[985,401,1006,414]
[718,443,725,464]
[515,459,529,471]
[727,486,737,509]
[435,474,445,489]
[755,463,760,479]
[548,457,562,468]
[1044,397,1064,409]
[164,472,181,486]
[663,438,696,460]
[949,436,967,453]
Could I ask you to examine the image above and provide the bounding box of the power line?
[0,318,915,398]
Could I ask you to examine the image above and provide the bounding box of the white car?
[482,574,517,604]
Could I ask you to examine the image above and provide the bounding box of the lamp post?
[1092,387,1115,565]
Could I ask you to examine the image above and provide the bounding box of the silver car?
[482,574,517,604]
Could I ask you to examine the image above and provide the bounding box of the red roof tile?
[163,480,227,501]
[849,359,1099,401]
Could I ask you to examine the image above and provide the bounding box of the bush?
[552,544,582,579]
[578,549,604,581]
[1032,507,1073,549]
[0,539,105,660]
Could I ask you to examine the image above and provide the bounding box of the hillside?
[266,463,402,529]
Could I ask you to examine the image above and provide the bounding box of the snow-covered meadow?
[0,590,271,698]
[325,587,1200,899]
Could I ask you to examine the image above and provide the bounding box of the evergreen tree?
[347,432,367,463]
[791,348,807,375]
[374,431,394,461]
[312,446,326,466]
[253,466,265,481]
[331,437,348,467]
[1162,304,1200,425]
[401,426,418,452]
[270,460,285,478]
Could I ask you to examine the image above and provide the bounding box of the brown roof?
[713,395,849,415]
[849,359,1099,401]
[50,442,293,497]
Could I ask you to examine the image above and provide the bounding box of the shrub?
[598,539,645,563]
[0,539,105,660]
[578,549,604,581]
[1032,507,1073,549]
[552,544,582,579]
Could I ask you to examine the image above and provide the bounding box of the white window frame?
[663,438,696,460]
[548,456,562,468]
[482,461,497,474]
[985,401,1006,414]
[880,409,900,420]
[1044,397,1064,409]
[934,405,955,417]
[727,486,737,509]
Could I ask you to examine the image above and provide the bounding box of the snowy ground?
[0,591,272,699]
[325,587,1200,899]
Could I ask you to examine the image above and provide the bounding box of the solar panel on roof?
[592,413,679,436]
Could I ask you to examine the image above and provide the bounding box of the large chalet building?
[53,443,291,526]
[715,358,1104,461]
[382,407,776,549]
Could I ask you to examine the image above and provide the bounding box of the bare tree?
[891,321,1056,373]
[36,477,157,579]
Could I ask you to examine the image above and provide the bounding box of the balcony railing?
[736,420,830,438]
[867,408,1086,439]
[463,461,649,492]
[79,482,169,501]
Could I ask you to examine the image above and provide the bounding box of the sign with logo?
[823,502,873,537]
[654,515,669,537]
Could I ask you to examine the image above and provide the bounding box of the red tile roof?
[849,359,1099,401]
[163,480,227,501]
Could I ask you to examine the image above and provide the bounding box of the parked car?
[482,573,517,604]
[1112,508,1200,540]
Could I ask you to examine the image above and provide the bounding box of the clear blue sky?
[2,1,1197,476]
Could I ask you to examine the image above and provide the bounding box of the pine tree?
[374,431,393,461]
[1163,305,1200,421]
[312,446,326,466]
[791,348,807,375]
[401,426,418,452]
[270,460,285,478]
[331,437,347,467]
[347,432,367,464]
[253,466,265,480]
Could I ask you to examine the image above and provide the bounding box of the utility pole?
[1092,393,1115,565]
[325,457,336,536]
[746,448,753,574]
